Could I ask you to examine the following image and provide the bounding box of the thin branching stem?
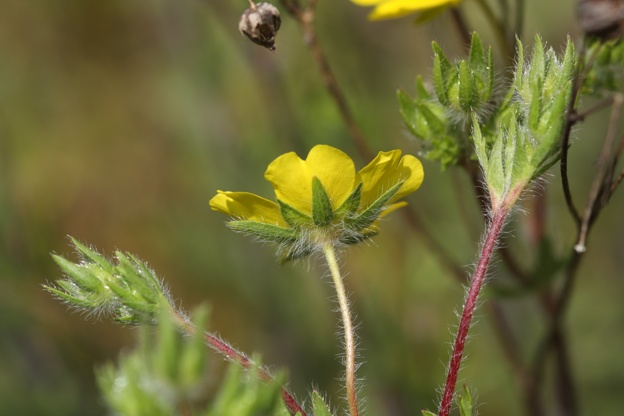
[323,242,360,416]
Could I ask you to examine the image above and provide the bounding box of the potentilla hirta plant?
[210,144,424,416]
[45,1,624,414]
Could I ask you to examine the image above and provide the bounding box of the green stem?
[322,242,360,416]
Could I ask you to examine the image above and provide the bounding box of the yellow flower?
[210,145,423,261]
[351,0,461,21]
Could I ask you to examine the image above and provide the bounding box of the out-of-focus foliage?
[97,306,292,416]
[1,0,623,415]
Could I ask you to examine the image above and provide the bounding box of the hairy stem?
[438,206,510,416]
[172,311,307,416]
[323,242,360,416]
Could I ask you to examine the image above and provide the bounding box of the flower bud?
[238,2,281,51]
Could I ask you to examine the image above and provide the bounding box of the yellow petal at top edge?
[265,145,356,215]
[209,191,287,227]
[351,0,385,5]
[368,0,457,20]
[357,150,424,208]
[304,145,356,211]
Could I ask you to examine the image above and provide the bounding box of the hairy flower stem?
[172,309,307,416]
[323,242,360,416]
[438,206,510,416]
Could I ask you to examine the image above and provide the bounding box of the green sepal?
[421,411,437,416]
[278,199,312,228]
[312,176,334,226]
[311,390,333,416]
[335,182,362,217]
[227,220,299,244]
[457,384,474,416]
[346,181,403,231]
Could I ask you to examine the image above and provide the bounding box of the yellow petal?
[209,191,287,227]
[304,145,356,211]
[368,0,457,20]
[265,145,356,215]
[265,151,312,215]
[357,150,424,208]
[351,0,384,5]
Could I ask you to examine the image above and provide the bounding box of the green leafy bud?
[45,238,172,324]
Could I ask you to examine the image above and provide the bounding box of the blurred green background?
[1,0,623,415]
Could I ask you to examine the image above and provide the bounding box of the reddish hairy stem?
[174,314,307,416]
[438,206,509,416]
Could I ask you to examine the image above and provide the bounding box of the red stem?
[174,314,307,416]
[438,206,509,416]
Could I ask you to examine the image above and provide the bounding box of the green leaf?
[52,254,103,293]
[70,237,115,274]
[432,42,451,104]
[312,390,333,416]
[459,60,475,112]
[457,384,474,416]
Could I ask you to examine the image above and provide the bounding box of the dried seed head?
[578,0,624,40]
[238,2,281,51]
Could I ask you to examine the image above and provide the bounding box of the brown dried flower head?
[238,2,281,51]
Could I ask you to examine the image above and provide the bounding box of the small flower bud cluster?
[398,33,494,169]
